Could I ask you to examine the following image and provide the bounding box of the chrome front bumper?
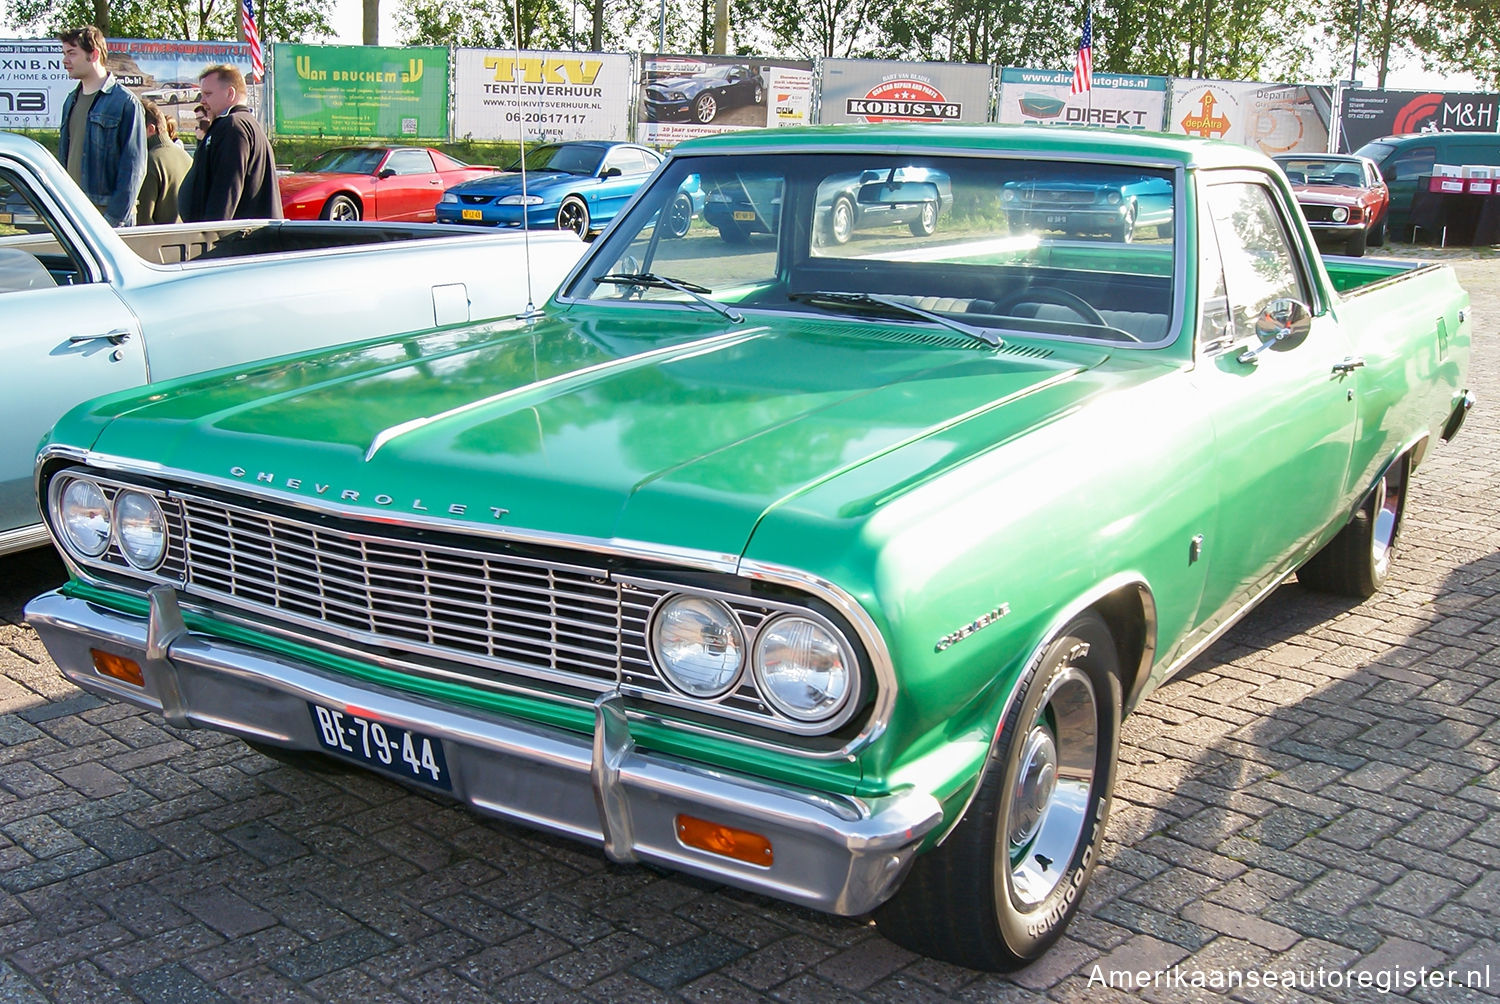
[25,587,940,916]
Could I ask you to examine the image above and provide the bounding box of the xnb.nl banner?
[453,49,631,143]
[273,44,449,139]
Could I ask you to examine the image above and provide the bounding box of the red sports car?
[279,146,500,223]
[1273,154,1391,257]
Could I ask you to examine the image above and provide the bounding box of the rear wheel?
[557,196,590,236]
[1297,454,1408,598]
[875,612,1121,971]
[909,200,939,237]
[828,195,855,245]
[321,194,361,221]
[716,220,751,244]
[666,193,694,238]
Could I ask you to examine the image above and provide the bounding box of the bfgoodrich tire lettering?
[874,611,1122,971]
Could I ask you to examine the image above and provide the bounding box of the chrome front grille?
[178,495,625,685]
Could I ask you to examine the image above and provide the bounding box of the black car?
[644,65,766,124]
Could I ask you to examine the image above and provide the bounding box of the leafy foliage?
[6,0,335,44]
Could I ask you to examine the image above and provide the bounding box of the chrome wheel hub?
[1002,665,1098,908]
[1371,474,1399,572]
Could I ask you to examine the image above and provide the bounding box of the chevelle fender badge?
[229,467,509,519]
[935,603,1011,652]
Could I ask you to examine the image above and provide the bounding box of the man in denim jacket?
[56,27,146,228]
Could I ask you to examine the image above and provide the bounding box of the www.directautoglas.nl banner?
[273,44,449,139]
[0,38,256,130]
[638,54,814,147]
[818,59,992,125]
[997,68,1168,130]
[1168,79,1332,155]
[453,49,631,143]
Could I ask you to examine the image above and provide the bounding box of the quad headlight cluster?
[649,594,857,724]
[51,475,168,571]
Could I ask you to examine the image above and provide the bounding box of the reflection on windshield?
[507,144,603,175]
[304,149,386,174]
[566,152,1178,346]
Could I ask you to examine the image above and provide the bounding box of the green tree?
[1313,0,1497,88]
[8,0,334,44]
[395,0,579,49]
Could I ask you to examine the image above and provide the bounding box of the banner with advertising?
[0,38,256,132]
[998,68,1168,130]
[273,44,449,139]
[638,54,813,147]
[1336,89,1500,152]
[1168,80,1332,155]
[453,49,631,142]
[818,59,991,125]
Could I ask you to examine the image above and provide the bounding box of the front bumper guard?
[25,587,940,916]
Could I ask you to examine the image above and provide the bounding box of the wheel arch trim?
[931,573,1156,847]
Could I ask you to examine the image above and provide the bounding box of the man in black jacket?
[181,64,282,222]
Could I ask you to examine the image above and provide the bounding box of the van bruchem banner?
[273,43,449,139]
[638,54,813,147]
[998,68,1167,130]
[453,49,631,143]
[1168,80,1332,154]
[1,38,256,131]
[1337,90,1500,152]
[819,59,991,125]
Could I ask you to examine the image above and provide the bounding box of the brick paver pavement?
[1,257,1497,1002]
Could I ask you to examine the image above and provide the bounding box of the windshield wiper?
[595,272,744,324]
[787,291,1002,348]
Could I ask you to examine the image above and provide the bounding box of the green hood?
[83,309,1107,558]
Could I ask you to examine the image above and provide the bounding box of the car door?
[378,149,443,222]
[0,167,147,540]
[1189,172,1359,632]
[592,148,659,224]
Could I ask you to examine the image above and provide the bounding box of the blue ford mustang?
[436,141,703,238]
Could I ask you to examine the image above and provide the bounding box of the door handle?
[1331,356,1366,374]
[70,328,132,346]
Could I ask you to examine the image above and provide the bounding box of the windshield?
[506,144,604,175]
[1275,157,1364,184]
[1353,141,1396,162]
[565,152,1179,346]
[302,148,386,174]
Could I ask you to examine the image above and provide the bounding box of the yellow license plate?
[733,211,756,221]
[461,209,483,220]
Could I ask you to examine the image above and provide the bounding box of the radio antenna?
[514,0,541,320]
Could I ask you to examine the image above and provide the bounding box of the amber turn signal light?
[91,649,144,688]
[675,814,773,867]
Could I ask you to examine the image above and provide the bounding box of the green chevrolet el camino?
[25,125,1474,971]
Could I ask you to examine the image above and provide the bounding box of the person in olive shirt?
[56,26,146,227]
[180,64,282,222]
[136,99,193,225]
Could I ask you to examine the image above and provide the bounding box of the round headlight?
[753,615,854,722]
[57,478,110,557]
[1001,189,1016,202]
[1106,192,1122,205]
[652,596,745,698]
[114,490,166,569]
[1331,206,1349,222]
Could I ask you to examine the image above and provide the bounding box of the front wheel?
[1345,228,1367,256]
[557,196,590,236]
[875,612,1122,971]
[828,195,855,245]
[694,93,718,123]
[1297,454,1408,597]
[321,194,361,221]
[1368,217,1386,247]
[666,193,694,238]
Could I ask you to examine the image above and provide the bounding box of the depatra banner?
[273,44,449,139]
[453,49,631,142]
[1169,79,1332,155]
[819,59,992,125]
[998,68,1168,130]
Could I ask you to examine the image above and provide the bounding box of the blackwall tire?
[557,196,590,237]
[1297,453,1408,598]
[874,611,1122,971]
[322,195,361,221]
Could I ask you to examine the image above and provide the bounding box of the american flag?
[1071,9,1093,95]
[242,0,263,82]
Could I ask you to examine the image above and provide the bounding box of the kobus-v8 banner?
[453,49,632,143]
[819,59,992,125]
[274,44,449,139]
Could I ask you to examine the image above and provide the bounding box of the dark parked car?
[1001,173,1174,242]
[644,64,766,124]
[704,166,952,245]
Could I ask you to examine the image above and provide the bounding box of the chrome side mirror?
[1238,298,1313,364]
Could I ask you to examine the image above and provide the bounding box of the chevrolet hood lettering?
[89,315,1111,556]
